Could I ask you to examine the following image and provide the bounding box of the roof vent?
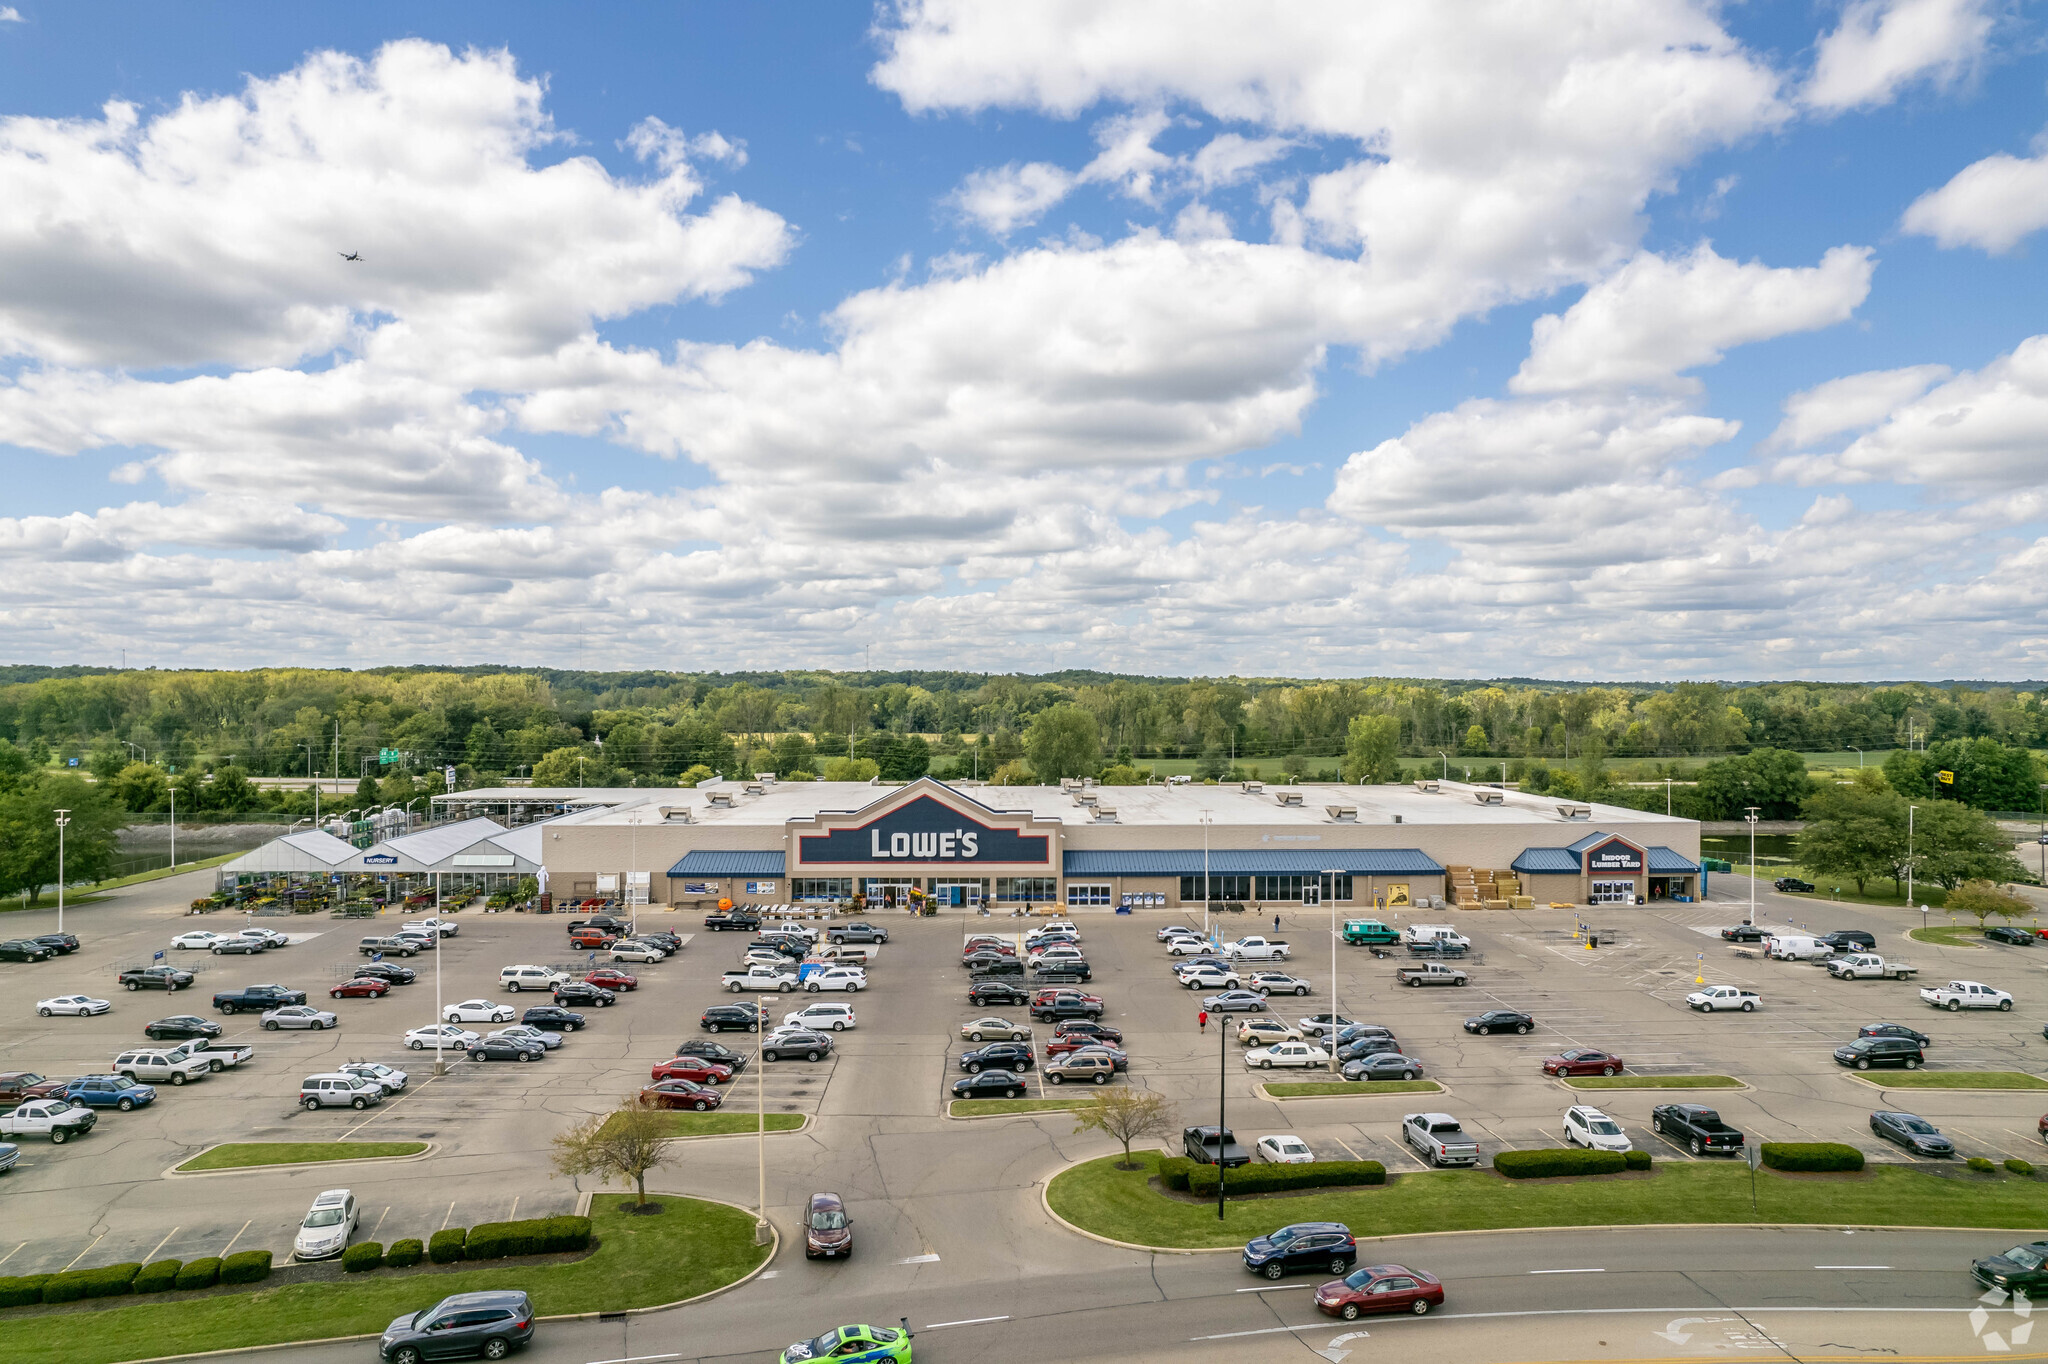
[706,791,735,808]
[1060,778,1083,792]
[1414,779,1440,793]
[1325,804,1358,822]
[1274,790,1304,807]
[1474,790,1504,805]
[1393,814,1404,824]
[658,805,693,823]
[753,772,777,784]
[1075,792,1099,807]
[1556,803,1592,819]
[743,782,765,796]
[1092,805,1118,824]
[1242,780,1264,793]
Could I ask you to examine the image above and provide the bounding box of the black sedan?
[1341,1053,1425,1081]
[952,1070,1029,1100]
[1052,1021,1123,1046]
[1870,1110,1955,1157]
[1336,1037,1402,1063]
[143,1015,222,1041]
[1974,1240,2048,1295]
[467,1036,544,1063]
[959,1042,1034,1074]
[969,979,1031,1007]
[1858,1022,1931,1046]
[1718,924,1768,942]
[1463,1010,1532,1035]
[674,1039,749,1074]
[700,1004,762,1033]
[520,1005,586,1032]
[0,939,54,962]
[1985,926,2035,946]
[552,981,616,1007]
[33,934,81,955]
[354,963,417,985]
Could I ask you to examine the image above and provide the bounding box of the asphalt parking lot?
[2,870,2044,1298]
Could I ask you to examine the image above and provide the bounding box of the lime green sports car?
[780,1323,912,1363]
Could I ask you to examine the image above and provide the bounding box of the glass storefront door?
[1589,879,1635,905]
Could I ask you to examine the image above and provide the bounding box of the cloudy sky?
[2,1,2045,680]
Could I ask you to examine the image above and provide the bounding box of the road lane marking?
[1238,1284,1309,1291]
[924,1316,1009,1329]
[1530,1268,1604,1274]
[143,1226,181,1263]
[219,1220,251,1257]
[1815,1265,1891,1269]
[62,1234,104,1270]
[1189,1305,1983,1339]
[584,1354,682,1364]
[899,1252,941,1263]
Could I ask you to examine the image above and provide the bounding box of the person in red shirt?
[1198,1010,1208,1034]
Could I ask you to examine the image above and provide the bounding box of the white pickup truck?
[0,1098,97,1143]
[1221,936,1292,961]
[1920,979,2013,1012]
[170,1040,255,1072]
[1826,953,1918,981]
[722,963,800,993]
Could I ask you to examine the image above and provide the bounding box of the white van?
[1764,934,1831,961]
[499,964,568,992]
[1402,924,1471,948]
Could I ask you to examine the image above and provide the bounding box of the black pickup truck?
[704,909,762,932]
[568,914,632,936]
[211,983,308,1015]
[1183,1124,1252,1168]
[117,965,194,991]
[1651,1103,1746,1156]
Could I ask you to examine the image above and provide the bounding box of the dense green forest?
[0,666,2043,819]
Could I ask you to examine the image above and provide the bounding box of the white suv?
[112,1049,212,1086]
[1563,1104,1633,1152]
[781,1002,856,1032]
[299,1073,385,1110]
[804,966,867,993]
[293,1188,357,1260]
[500,964,567,992]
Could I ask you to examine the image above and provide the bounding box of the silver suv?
[298,1073,384,1110]
[111,1049,212,1086]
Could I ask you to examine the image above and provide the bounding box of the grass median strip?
[1909,924,1987,947]
[175,1142,427,1172]
[599,1111,805,1138]
[0,1194,765,1364]
[1264,1080,1441,1097]
[1858,1071,2048,1091]
[949,1097,1091,1118]
[1563,1075,1742,1090]
[1047,1152,2048,1251]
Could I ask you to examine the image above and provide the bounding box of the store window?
[1066,883,1112,906]
[1589,879,1635,905]
[1178,874,1252,901]
[997,877,1058,903]
[791,878,854,902]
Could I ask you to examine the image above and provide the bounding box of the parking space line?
[1329,1136,1362,1161]
[439,1201,457,1231]
[219,1221,250,1257]
[63,1234,103,1270]
[371,1207,389,1237]
[143,1226,181,1263]
[0,1243,23,1268]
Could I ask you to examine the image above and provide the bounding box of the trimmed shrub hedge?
[133,1259,183,1294]
[1158,1155,1195,1192]
[427,1228,466,1265]
[1624,1150,1653,1171]
[462,1215,593,1260]
[40,1263,141,1303]
[340,1241,384,1273]
[385,1238,425,1268]
[219,1250,272,1285]
[1493,1149,1627,1179]
[2005,1158,2035,1176]
[1759,1142,1864,1173]
[1186,1160,1387,1198]
[172,1258,220,1291]
[0,1275,49,1309]
[1967,1156,1996,1173]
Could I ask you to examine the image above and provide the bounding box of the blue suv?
[1243,1221,1357,1280]
[63,1075,156,1111]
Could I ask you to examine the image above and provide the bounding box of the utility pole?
[757,994,778,1245]
[1200,810,1212,943]
[54,809,70,933]
[169,780,177,871]
[1744,807,1760,926]
[1216,1008,1228,1221]
[1906,804,1918,909]
[1322,871,1341,1075]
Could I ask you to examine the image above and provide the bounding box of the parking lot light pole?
[433,871,446,1077]
[1906,805,1918,910]
[1200,810,1212,943]
[1743,807,1760,925]
[757,995,777,1245]
[54,809,70,934]
[1324,871,1341,1074]
[1217,1006,1227,1222]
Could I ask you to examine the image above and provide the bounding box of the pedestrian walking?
[1273,912,1280,932]
[1198,1010,1208,1034]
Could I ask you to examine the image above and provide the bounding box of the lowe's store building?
[460,775,1702,912]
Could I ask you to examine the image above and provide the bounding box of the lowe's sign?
[799,795,1051,866]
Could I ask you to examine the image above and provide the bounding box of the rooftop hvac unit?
[1324,805,1359,822]
[1556,804,1592,819]
[1075,792,1099,806]
[1474,790,1504,805]
[743,783,765,795]
[1274,791,1304,806]
[1060,778,1083,792]
[706,792,735,808]
[1093,805,1118,823]
[658,805,693,823]
[753,772,778,784]
[1242,780,1264,793]
[1414,780,1440,793]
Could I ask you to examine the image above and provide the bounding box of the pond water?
[1701,834,1800,866]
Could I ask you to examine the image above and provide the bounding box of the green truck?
[1343,919,1400,945]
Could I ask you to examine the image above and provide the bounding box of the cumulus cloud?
[1804,0,1993,112]
[946,161,1077,234]
[1767,363,1952,449]
[1511,244,1874,395]
[1902,136,2048,253]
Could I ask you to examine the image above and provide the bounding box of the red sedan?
[639,1079,723,1111]
[1315,1264,1444,1320]
[1043,1035,1109,1057]
[329,978,390,999]
[649,1057,734,1085]
[1033,988,1103,1007]
[584,968,638,992]
[1543,1049,1624,1077]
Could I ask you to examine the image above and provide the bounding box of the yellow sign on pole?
[1936,769,1955,785]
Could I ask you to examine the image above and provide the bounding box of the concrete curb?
[944,1098,1089,1121]
[1037,1162,2048,1254]
[1256,1081,1446,1102]
[1554,1077,1751,1095]
[44,1193,778,1364]
[653,1115,810,1143]
[164,1141,439,1179]
[1842,1071,2047,1094]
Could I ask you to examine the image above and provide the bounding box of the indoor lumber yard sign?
[797,794,1052,865]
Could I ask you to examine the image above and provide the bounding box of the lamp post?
[1850,746,1863,769]
[1744,807,1759,926]
[756,995,777,1245]
[1216,1000,1228,1221]
[1200,810,1212,943]
[1323,870,1342,1075]
[2037,783,2045,889]
[433,869,447,1077]
[168,779,176,871]
[1436,751,1449,780]
[1665,776,1672,817]
[1906,804,1918,910]
[54,809,70,934]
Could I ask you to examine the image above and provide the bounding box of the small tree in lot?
[551,1097,673,1208]
[1072,1090,1177,1171]
[1943,880,2031,928]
